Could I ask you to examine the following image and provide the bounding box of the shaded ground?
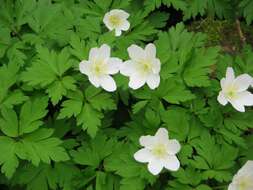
[189,17,253,53]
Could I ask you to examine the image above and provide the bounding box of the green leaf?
[0,107,19,137]
[0,26,11,58]
[58,90,84,119]
[183,47,220,87]
[46,76,76,105]
[240,0,253,24]
[87,92,116,111]
[0,136,19,178]
[21,128,69,166]
[19,97,48,134]
[0,97,48,137]
[77,103,103,138]
[161,108,190,141]
[158,79,195,104]
[21,47,76,104]
[71,134,115,167]
[132,100,148,114]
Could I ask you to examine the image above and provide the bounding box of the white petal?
[146,74,160,89]
[236,91,253,106]
[228,183,236,190]
[88,75,100,88]
[155,128,169,142]
[127,44,145,61]
[145,43,156,59]
[115,29,122,36]
[134,148,152,163]
[117,9,129,19]
[220,78,226,89]
[79,61,91,75]
[226,67,235,81]
[147,159,163,175]
[120,21,130,31]
[152,58,161,74]
[230,99,245,112]
[234,74,252,92]
[107,58,122,74]
[99,75,116,92]
[140,135,155,148]
[128,74,146,90]
[162,155,180,171]
[89,47,99,61]
[217,91,228,105]
[98,44,110,59]
[238,160,253,176]
[166,140,181,155]
[120,60,136,76]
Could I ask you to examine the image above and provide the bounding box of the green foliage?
[0,0,253,190]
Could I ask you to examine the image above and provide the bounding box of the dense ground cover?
[1,0,253,190]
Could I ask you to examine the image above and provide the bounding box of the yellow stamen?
[152,144,167,158]
[109,15,121,26]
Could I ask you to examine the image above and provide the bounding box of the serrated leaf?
[77,103,103,138]
[22,128,69,166]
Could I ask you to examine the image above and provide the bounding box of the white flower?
[79,44,122,92]
[228,161,253,190]
[134,128,181,175]
[217,67,253,112]
[120,43,161,90]
[103,9,130,36]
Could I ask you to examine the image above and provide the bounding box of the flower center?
[109,15,121,26]
[238,176,253,190]
[225,85,238,100]
[137,59,152,75]
[92,60,106,76]
[151,144,167,158]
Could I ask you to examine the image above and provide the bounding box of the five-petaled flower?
[103,9,130,36]
[120,43,161,90]
[217,67,253,112]
[134,128,181,175]
[79,44,122,92]
[228,160,253,190]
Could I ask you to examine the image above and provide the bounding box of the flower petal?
[117,9,129,19]
[98,44,110,59]
[234,74,252,92]
[120,60,136,76]
[236,91,253,106]
[220,78,226,89]
[166,139,181,155]
[120,21,130,31]
[228,184,237,190]
[230,99,245,112]
[152,58,161,74]
[99,75,116,92]
[107,58,122,74]
[155,128,169,141]
[115,29,122,36]
[226,67,235,81]
[134,148,152,163]
[140,135,155,148]
[238,160,253,176]
[88,75,100,88]
[217,91,228,105]
[127,44,145,61]
[145,43,156,59]
[89,47,99,61]
[146,74,160,89]
[129,74,146,90]
[79,61,91,75]
[162,155,180,171]
[147,159,163,175]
